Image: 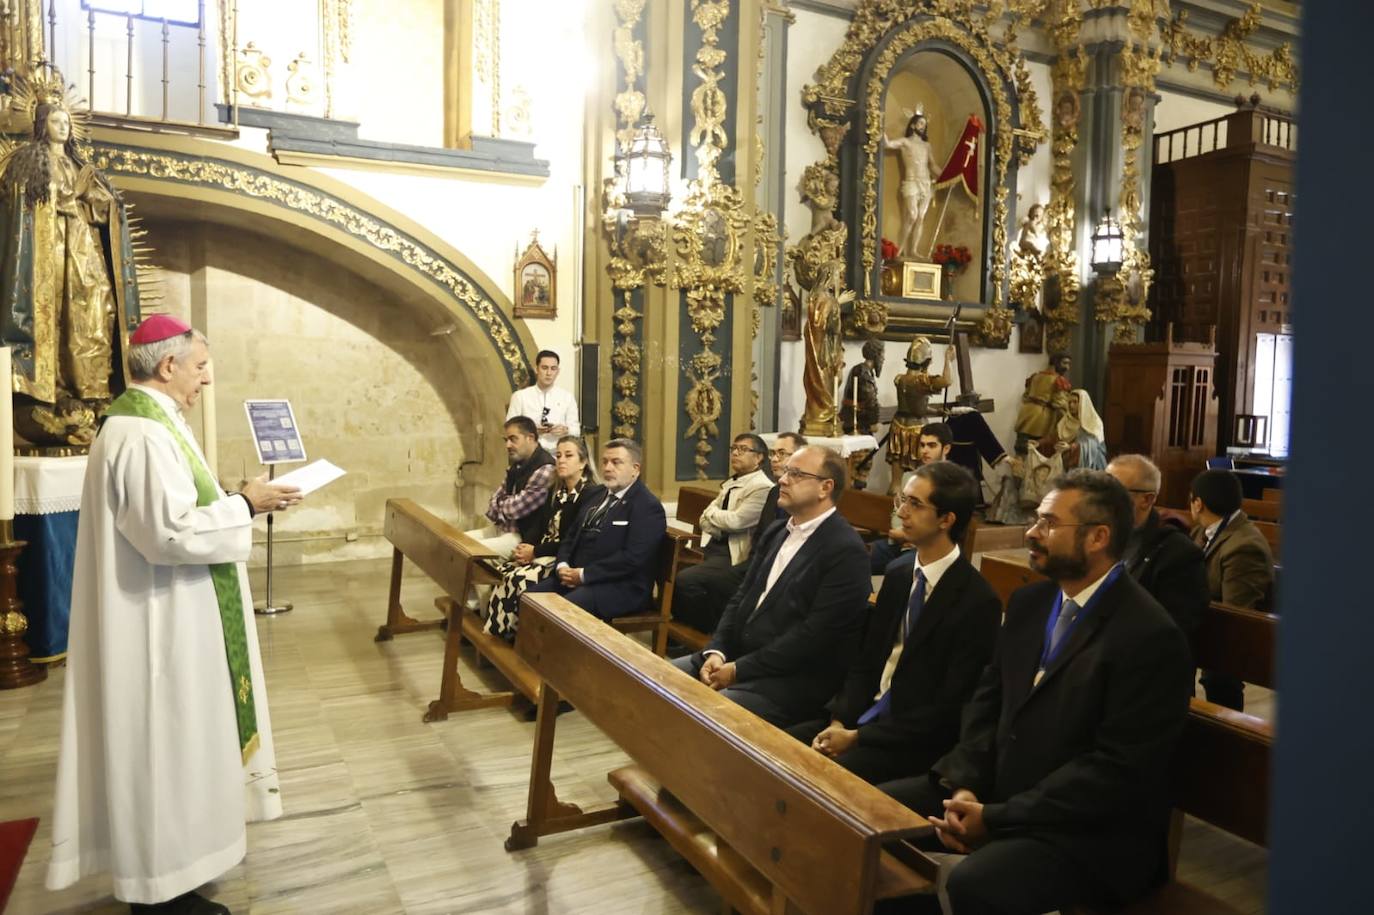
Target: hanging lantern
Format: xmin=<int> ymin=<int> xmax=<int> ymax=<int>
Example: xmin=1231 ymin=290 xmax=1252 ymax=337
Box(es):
xmin=617 ymin=113 xmax=672 ymax=218
xmin=1090 ymin=210 xmax=1125 ymax=274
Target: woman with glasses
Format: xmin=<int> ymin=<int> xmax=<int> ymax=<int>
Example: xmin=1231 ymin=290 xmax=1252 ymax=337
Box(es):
xmin=484 ymin=436 xmax=604 ymax=641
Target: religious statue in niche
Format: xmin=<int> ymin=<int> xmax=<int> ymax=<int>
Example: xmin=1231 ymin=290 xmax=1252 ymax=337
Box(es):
xmin=881 ymin=106 xmax=940 ymax=258
xmin=513 ymin=231 xmax=557 ymax=319
xmin=841 ymin=338 xmax=883 ymax=490
xmin=799 ymin=259 xmax=852 ymax=437
xmin=886 ymin=336 xmax=952 ymax=494
xmin=0 ymin=68 xmax=144 ymax=449
xmin=783 ymin=163 xmax=848 ymax=343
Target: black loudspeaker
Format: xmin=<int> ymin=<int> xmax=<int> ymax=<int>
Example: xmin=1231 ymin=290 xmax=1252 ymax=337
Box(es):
xmin=579 ymin=342 xmax=599 ymax=432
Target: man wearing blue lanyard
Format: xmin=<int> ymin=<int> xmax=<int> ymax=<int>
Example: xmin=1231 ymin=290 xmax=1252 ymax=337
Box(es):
xmin=877 ymin=470 xmax=1192 ymax=915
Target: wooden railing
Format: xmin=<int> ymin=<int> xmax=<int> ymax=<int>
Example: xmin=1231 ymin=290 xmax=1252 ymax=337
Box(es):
xmin=1154 ymin=105 xmax=1297 ymax=165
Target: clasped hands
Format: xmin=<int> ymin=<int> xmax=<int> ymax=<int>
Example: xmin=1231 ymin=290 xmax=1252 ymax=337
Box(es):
xmin=697 ymin=653 xmax=737 ymax=690
xmin=241 ymin=473 xmax=303 ymax=514
xmin=927 ymin=788 xmax=988 ymax=853
xmin=810 ymin=721 xmax=858 ymax=758
xmin=557 ymin=565 xmax=584 ymax=586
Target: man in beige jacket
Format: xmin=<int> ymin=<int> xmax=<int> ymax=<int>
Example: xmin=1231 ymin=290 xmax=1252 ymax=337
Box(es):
xmin=673 ymin=432 xmax=774 ymax=633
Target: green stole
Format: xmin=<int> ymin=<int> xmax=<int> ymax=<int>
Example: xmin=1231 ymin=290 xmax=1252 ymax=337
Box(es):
xmin=104 ymin=388 xmax=260 ymax=764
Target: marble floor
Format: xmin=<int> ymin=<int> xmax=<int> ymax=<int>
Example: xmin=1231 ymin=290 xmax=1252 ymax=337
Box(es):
xmin=0 ymin=557 xmax=1269 ymax=914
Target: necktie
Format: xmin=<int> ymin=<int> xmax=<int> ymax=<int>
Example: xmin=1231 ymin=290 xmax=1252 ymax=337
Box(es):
xmin=1048 ymin=597 xmax=1080 ymax=656
xmin=858 ymin=569 xmax=927 ymax=725
xmin=583 ymin=494 xmax=614 ymax=532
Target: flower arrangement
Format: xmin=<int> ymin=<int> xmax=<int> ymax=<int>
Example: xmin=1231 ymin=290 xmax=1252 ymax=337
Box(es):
xmin=932 ymin=244 xmax=973 ymax=273
xmin=880 ymin=237 xmax=899 ymax=262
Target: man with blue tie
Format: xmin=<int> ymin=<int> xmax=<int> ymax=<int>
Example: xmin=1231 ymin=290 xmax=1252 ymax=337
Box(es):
xmin=788 ymin=461 xmax=1000 ymax=785
xmin=878 ymin=470 xmax=1192 ymax=915
xmin=527 ymin=438 xmax=666 ymax=620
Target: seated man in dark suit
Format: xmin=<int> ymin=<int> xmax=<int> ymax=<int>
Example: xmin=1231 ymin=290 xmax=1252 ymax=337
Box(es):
xmin=750 ymin=432 xmax=806 ymax=550
xmin=528 ymin=438 xmax=666 ymax=620
xmin=878 ymin=470 xmax=1193 ymax=915
xmin=789 ymin=461 xmax=1001 ymax=785
xmin=869 ymin=423 xmax=953 ymax=574
xmin=1108 ymin=454 xmax=1209 ymax=641
xmin=673 ymin=446 xmax=871 ymax=729
xmin=1189 ymin=468 xmax=1275 ymax=710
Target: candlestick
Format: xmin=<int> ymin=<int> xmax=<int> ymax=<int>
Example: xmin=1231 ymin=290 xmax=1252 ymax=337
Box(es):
xmin=0 ymin=519 xmax=44 ymax=689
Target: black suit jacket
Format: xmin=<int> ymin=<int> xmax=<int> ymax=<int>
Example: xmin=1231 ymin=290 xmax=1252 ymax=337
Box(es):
xmin=748 ymin=483 xmax=786 ymax=551
xmin=532 ymin=483 xmax=606 ymax=559
xmin=1124 ymin=510 xmax=1209 ymax=640
xmin=699 ymin=509 xmax=871 ymax=719
xmin=556 ymin=478 xmax=667 ymax=617
xmin=830 ymin=552 xmax=1001 ymax=771
xmin=932 ymin=572 xmax=1193 ymax=901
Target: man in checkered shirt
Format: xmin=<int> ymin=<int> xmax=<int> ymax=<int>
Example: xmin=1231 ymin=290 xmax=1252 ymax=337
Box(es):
xmin=464 ymin=415 xmax=556 ymax=560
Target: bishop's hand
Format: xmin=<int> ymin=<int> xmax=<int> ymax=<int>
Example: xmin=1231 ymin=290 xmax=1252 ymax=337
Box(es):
xmin=242 ymin=473 xmax=304 ymax=514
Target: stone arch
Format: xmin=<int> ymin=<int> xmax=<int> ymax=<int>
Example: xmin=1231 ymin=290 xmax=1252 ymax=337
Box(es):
xmin=88 ymin=130 xmax=537 ymax=403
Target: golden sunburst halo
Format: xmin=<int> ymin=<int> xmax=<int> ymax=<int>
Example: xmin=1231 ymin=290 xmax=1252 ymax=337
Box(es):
xmin=7 ymin=62 xmax=91 ymax=142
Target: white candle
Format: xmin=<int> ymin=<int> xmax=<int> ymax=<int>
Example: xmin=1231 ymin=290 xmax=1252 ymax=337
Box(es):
xmin=202 ymin=359 xmax=218 ymax=479
xmin=0 ymin=347 xmax=14 ymax=521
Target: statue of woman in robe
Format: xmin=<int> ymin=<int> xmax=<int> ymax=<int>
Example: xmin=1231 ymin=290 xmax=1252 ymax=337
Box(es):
xmin=800 ymin=259 xmax=852 ymax=436
xmin=1 ymin=72 xmax=142 ymax=448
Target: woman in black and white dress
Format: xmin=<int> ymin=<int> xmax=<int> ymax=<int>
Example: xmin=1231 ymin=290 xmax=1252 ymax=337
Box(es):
xmin=484 ymin=435 xmax=603 ymax=641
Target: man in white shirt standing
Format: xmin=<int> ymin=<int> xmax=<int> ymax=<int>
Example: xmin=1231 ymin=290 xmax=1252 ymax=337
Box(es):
xmin=47 ymin=315 xmax=302 ymax=914
xmin=672 ymin=446 xmax=871 ymax=728
xmin=506 ymin=350 xmax=580 ymax=453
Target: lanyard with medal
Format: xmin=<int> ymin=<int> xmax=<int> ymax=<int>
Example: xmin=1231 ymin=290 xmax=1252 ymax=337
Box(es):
xmin=1033 ymin=563 xmax=1124 ymax=687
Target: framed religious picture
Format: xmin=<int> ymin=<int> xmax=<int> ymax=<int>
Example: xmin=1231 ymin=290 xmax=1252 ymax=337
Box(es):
xmin=901 ymin=261 xmax=943 ymax=301
xmin=1019 ymin=310 xmax=1045 ymax=354
xmin=513 ymin=231 xmax=557 ymax=319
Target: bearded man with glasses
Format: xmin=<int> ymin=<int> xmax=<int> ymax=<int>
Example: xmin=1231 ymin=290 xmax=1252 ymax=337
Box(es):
xmin=877 ymin=469 xmax=1192 ymax=915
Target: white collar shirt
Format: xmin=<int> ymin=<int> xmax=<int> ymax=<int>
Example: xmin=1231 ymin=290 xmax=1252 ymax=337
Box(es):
xmin=756 ymin=506 xmax=837 ymax=609
xmin=507 ymin=384 xmax=581 ymax=452
xmin=876 ymin=545 xmax=961 ymax=698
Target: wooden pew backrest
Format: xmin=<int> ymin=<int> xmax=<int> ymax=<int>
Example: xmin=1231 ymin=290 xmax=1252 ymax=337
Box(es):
xmin=1173 ymin=700 xmax=1272 ymax=847
xmin=1252 ymin=519 xmax=1281 ymax=558
xmin=978 ymin=552 xmax=1044 ymax=609
xmin=839 ymin=488 xmax=895 ymax=536
xmin=1192 ymin=603 xmax=1277 ymax=689
xmin=517 ymin=592 xmax=933 ymax=915
xmin=1241 ymin=498 xmax=1281 ymax=523
xmin=383 ymin=498 xmax=499 ymax=599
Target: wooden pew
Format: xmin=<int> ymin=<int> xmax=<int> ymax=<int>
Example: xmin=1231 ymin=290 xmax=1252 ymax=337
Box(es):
xmin=1252 ymin=519 xmax=1281 ymax=558
xmin=374 ymin=498 xmax=499 ymax=643
xmin=1261 ymin=487 xmax=1282 ymax=503
xmin=375 ymin=499 xmax=525 ymax=721
xmin=506 ymin=592 xmax=939 ymax=915
xmin=977 ymin=549 xmax=1041 ymax=608
xmin=1241 ymin=497 xmax=1281 ymax=524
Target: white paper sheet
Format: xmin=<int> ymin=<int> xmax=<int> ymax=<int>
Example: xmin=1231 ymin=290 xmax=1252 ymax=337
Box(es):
xmin=272 ymin=459 xmax=346 ymax=495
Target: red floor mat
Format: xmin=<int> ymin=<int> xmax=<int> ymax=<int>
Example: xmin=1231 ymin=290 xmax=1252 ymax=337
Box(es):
xmin=0 ymin=818 xmax=39 ymax=913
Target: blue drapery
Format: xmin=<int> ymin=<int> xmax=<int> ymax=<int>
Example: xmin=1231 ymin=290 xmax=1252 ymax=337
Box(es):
xmin=14 ymin=511 xmax=78 ymax=661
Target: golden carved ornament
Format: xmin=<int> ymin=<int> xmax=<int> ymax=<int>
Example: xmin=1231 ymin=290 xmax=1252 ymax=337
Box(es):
xmin=236 ymin=42 xmax=272 ymax=105
xmin=1041 ymin=13 xmax=1087 ymax=356
xmin=607 ymin=0 xmax=650 ymax=440
xmin=1098 ymin=41 xmax=1160 ymax=340
xmin=1160 ymin=2 xmax=1298 ymax=93
xmin=798 ymin=1 xmax=1045 ymax=348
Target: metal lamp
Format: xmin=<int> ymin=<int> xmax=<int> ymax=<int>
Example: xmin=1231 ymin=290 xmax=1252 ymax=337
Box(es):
xmin=617 ymin=113 xmax=672 ymax=218
xmin=1090 ymin=210 xmax=1125 ymax=274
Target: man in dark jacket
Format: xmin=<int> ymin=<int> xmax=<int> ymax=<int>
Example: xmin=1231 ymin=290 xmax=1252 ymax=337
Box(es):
xmin=789 ymin=461 xmax=1001 ymax=784
xmin=674 ymin=446 xmax=871 ymax=729
xmin=465 ymin=415 xmax=555 ymax=558
xmin=1108 ymin=454 xmax=1209 ymax=642
xmin=528 ymin=438 xmax=666 ymax=620
xmin=879 ymin=470 xmax=1193 ymax=915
